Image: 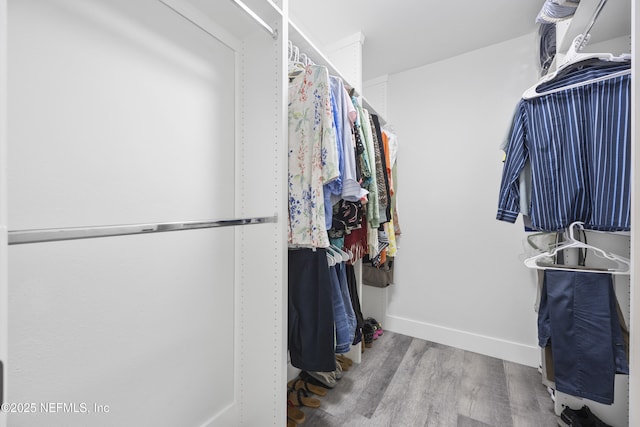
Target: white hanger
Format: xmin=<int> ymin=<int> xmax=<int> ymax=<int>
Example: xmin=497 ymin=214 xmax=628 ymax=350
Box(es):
xmin=329 ymin=244 xmax=350 ymax=262
xmin=293 ymin=45 xmax=299 ymax=63
xmin=523 ymin=0 xmax=624 ymax=100
xmin=325 ymin=248 xmax=337 ymax=267
xmin=522 ymin=48 xmax=630 ymax=99
xmin=523 ymin=221 xmax=630 ymax=274
xmin=288 ymin=44 xmax=305 ymax=78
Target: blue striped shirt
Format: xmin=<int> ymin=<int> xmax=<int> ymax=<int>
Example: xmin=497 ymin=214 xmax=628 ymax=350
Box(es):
xmin=497 ymin=61 xmax=631 ymax=232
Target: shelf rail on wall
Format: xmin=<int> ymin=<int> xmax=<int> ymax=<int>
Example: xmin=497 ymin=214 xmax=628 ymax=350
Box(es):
xmin=8 ymin=216 xmax=278 ymax=245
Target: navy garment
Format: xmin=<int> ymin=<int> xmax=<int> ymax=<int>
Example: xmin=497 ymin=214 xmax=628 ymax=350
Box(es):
xmin=346 ymin=263 xmax=364 ymax=345
xmin=497 ymin=60 xmax=631 ymax=232
xmin=336 ymin=262 xmax=356 ymax=350
xmin=288 ymin=249 xmax=336 ymax=372
xmin=538 ymin=270 xmax=629 ymax=404
xmin=538 ymin=23 xmax=556 ymax=75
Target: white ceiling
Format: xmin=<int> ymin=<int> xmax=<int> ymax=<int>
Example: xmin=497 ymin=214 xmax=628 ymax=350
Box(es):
xmin=290 ymin=0 xmax=545 ymax=81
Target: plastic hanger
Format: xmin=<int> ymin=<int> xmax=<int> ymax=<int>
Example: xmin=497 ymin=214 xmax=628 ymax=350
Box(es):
xmin=288 ymin=44 xmax=305 ymax=78
xmin=522 ymin=48 xmax=630 ymax=99
xmin=523 ymin=221 xmax=630 ymax=274
xmin=524 ymin=0 xmax=633 ymax=99
xmin=325 ymin=249 xmax=337 ymax=267
xmin=523 ymin=0 xmax=630 ymax=102
xmin=329 ymin=245 xmax=350 ymax=262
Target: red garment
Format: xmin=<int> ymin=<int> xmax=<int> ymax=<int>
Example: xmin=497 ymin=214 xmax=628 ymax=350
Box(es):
xmin=344 ymin=220 xmax=368 ymax=264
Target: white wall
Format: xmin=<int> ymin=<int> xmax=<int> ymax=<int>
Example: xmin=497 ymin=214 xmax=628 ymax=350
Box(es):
xmin=384 ymin=33 xmax=541 ymax=367
xmin=630 ymin=2 xmax=639 ymax=424
xmin=0 ymin=1 xmax=7 ymax=426
xmin=363 ymin=75 xmax=389 ymax=120
xmin=6 ymin=1 xmax=239 ymax=425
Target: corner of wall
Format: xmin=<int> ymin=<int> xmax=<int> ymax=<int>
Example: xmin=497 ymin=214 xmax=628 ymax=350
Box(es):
xmin=362 ymin=74 xmax=389 ymax=120
xmin=325 ymin=32 xmax=364 ymax=94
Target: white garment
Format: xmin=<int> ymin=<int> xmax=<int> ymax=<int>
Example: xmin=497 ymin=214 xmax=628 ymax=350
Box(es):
xmin=288 ymin=64 xmax=339 ymax=248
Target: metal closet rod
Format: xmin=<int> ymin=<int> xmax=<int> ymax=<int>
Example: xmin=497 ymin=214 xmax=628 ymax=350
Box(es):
xmin=158 ymin=0 xmax=277 ymax=47
xmin=229 ymin=0 xmax=278 ymax=39
xmin=576 ymin=0 xmax=608 ymax=51
xmin=8 ymin=216 xmax=278 ymax=245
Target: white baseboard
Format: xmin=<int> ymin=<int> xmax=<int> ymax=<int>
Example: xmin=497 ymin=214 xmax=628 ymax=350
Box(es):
xmin=384 ymin=314 xmax=540 ymax=367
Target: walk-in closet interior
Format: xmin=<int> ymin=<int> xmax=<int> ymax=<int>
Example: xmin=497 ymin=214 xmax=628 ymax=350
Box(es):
xmin=0 ymin=0 xmax=638 ymax=426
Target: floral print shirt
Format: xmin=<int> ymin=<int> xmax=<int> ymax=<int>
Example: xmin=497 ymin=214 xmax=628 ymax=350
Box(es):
xmin=288 ymin=64 xmax=339 ymax=248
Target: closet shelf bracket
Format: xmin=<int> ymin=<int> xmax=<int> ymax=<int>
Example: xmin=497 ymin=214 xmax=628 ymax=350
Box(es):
xmin=7 ymin=216 xmax=278 ymax=245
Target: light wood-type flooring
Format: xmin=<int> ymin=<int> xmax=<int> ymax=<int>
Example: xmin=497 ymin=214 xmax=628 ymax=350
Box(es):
xmin=295 ymin=331 xmax=558 ymax=427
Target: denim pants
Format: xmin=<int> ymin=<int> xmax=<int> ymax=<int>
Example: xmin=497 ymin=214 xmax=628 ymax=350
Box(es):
xmin=331 ymin=262 xmax=356 ymax=354
xmin=538 ymin=270 xmax=629 ymax=404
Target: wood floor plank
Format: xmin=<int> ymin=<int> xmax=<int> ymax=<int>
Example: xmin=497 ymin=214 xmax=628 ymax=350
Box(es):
xmin=300 ymin=331 xmax=412 ymax=422
xmin=504 ymin=361 xmax=558 ymax=427
xmin=351 ymin=332 xmax=414 ymax=418
xmin=367 ymin=338 xmax=432 ymax=426
xmin=457 ymin=351 xmax=513 ymax=427
xmin=295 ymin=331 xmax=557 ymax=427
xmin=457 ymin=414 xmax=495 ymax=427
xmin=420 ymin=342 xmax=466 ymax=427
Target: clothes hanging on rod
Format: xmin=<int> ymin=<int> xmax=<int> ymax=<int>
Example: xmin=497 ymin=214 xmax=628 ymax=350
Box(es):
xmin=288 ymin=62 xmax=339 ymax=248
xmin=286 ymin=42 xmax=400 ymax=254
xmin=287 ymin=41 xmax=401 ymax=373
xmin=536 ymin=0 xmax=580 ymax=24
xmin=288 ymin=248 xmax=336 ymax=372
xmin=330 ymin=261 xmax=357 ymax=354
xmin=498 ymin=1 xmax=631 ymax=418
xmin=329 ymin=76 xmax=368 ymax=205
xmin=496 ymin=58 xmax=631 ymax=232
xmin=538 ymin=23 xmax=557 ymax=76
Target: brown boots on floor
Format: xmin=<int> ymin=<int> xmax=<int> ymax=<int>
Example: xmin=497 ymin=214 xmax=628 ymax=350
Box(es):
xmin=286 ymin=355 xmax=354 ymax=426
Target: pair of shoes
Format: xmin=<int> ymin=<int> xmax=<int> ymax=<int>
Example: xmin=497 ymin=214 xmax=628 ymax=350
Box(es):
xmin=336 ymin=354 xmax=353 ymax=369
xmin=287 ymin=387 xmax=321 ymax=409
xmin=366 ymin=317 xmax=383 ymax=339
xmin=301 ymin=370 xmax=336 ymax=389
xmin=335 ymin=356 xmax=350 ymax=371
xmin=559 ymin=405 xmax=612 ymax=427
xmin=287 ymin=400 xmax=305 ymax=425
xmin=363 ymin=323 xmax=374 ymax=348
xmin=287 ymin=378 xmax=327 ymax=397
xmin=333 ymin=359 xmax=343 ymax=380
